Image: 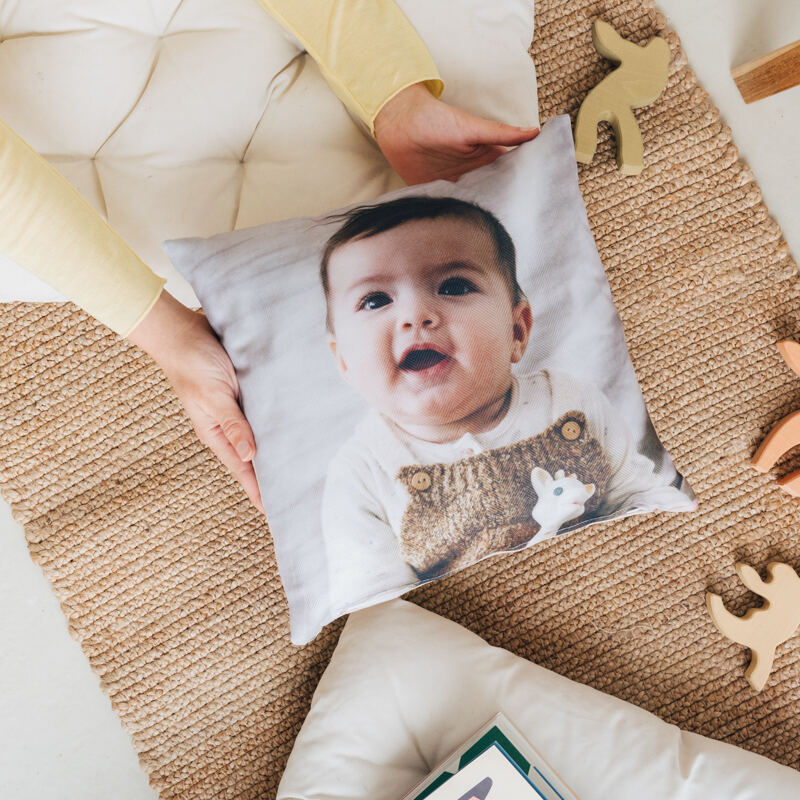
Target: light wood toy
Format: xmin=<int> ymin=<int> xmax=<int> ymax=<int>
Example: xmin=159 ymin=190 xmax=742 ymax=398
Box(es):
xmin=706 ymin=562 xmax=800 ymax=692
xmin=751 ymin=340 xmax=800 ymax=496
xmin=733 ymin=39 xmax=800 ymax=104
xmin=574 ymin=19 xmax=670 ymax=175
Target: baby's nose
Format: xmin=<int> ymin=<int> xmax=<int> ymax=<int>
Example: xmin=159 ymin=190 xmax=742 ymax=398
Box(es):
xmin=400 ymin=299 xmax=439 ymax=329
xmin=401 ymin=316 xmax=435 ymax=329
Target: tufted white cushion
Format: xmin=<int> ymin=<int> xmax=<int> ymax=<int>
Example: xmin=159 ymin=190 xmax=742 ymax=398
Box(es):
xmin=0 ymin=0 xmax=538 ymax=307
xmin=276 ymin=599 xmax=800 ymax=800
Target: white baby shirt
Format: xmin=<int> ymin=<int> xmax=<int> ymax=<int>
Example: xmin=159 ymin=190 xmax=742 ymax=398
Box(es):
xmin=321 ymin=369 xmax=696 ymax=616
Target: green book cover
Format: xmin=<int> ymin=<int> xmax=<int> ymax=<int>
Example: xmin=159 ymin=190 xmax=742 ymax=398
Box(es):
xmin=402 ymin=712 xmax=577 ymax=800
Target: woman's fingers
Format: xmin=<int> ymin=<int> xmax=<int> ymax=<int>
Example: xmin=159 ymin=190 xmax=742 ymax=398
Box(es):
xmin=203 ymin=424 xmax=266 ymax=515
xmin=218 ymin=401 xmax=257 ymax=463
xmin=463 ymin=116 xmax=540 ymax=148
xmin=374 ymin=82 xmax=541 ymax=186
xmin=462 ymin=143 xmax=509 ymax=170
xmin=194 ymin=389 xmax=265 ymax=515
xmin=430 ymin=144 xmax=508 ymax=182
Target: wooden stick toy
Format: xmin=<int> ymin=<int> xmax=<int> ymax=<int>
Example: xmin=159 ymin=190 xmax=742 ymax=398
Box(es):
xmin=706 ymin=562 xmax=800 ymax=692
xmin=732 ymin=39 xmax=800 ymax=104
xmin=752 ymin=340 xmax=800 ymax=496
xmin=574 ymin=19 xmax=670 ymax=175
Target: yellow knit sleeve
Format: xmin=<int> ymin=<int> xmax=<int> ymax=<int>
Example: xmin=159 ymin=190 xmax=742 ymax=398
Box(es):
xmin=0 ymin=119 xmax=165 ymax=337
xmin=255 ymin=0 xmax=444 ymax=136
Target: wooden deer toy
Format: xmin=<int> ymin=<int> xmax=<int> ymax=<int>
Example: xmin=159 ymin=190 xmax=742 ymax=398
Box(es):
xmin=574 ymin=19 xmax=670 ymax=175
xmin=706 ymin=562 xmax=800 ymax=691
xmin=752 ymin=340 xmax=800 ymax=495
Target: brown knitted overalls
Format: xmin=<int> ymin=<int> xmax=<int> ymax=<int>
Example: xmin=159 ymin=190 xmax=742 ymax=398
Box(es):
xmin=396 ymin=411 xmax=612 ymax=580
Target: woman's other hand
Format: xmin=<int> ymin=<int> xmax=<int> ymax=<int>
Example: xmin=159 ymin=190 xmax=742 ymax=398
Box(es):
xmin=373 ymin=82 xmax=539 ymax=185
xmin=127 ymin=291 xmax=265 ymax=515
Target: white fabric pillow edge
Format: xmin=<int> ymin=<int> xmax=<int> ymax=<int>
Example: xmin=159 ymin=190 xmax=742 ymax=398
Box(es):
xmin=277 ymin=599 xmax=800 ymax=800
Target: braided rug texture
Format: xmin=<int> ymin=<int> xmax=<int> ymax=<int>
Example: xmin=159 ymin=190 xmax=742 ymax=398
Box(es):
xmin=1 ymin=1 xmax=799 ymax=797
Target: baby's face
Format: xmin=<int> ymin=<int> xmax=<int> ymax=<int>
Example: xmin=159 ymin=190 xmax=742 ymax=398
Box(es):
xmin=326 ymin=216 xmax=531 ymax=430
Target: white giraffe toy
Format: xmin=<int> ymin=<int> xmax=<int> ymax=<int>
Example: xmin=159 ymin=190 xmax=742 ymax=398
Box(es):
xmin=530 ymin=467 xmax=595 ymax=544
xmin=706 ymin=562 xmax=800 ymax=692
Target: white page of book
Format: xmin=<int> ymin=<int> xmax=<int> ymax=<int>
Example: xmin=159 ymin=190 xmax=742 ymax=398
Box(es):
xmin=425 ymin=744 xmax=543 ymax=800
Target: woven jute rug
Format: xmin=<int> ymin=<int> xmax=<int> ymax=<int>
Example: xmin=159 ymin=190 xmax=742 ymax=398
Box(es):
xmin=2 ymin=0 xmax=799 ymax=797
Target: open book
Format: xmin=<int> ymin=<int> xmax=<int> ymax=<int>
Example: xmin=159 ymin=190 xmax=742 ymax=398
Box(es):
xmin=401 ymin=713 xmax=578 ymax=800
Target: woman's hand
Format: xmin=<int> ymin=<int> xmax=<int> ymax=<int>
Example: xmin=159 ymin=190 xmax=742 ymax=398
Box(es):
xmin=373 ymin=82 xmax=539 ymax=185
xmin=127 ymin=291 xmax=265 ymax=515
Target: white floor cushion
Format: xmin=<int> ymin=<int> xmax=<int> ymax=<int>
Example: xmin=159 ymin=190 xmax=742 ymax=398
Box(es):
xmin=277 ymin=600 xmax=800 ymax=800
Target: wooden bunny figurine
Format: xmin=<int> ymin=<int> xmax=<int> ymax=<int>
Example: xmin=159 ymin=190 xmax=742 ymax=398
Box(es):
xmin=574 ymin=19 xmax=670 ymax=174
xmin=706 ymin=562 xmax=800 ymax=691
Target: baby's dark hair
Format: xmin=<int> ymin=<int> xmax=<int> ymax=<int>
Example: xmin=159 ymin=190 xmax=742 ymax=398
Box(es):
xmin=320 ymin=195 xmax=524 ymax=331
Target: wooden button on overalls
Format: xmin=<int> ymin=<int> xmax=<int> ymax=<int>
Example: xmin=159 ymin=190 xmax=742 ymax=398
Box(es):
xmin=410 ymin=471 xmax=432 ymax=491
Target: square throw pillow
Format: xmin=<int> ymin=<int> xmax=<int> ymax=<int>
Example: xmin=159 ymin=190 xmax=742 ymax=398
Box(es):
xmin=164 ymin=116 xmax=696 ymax=644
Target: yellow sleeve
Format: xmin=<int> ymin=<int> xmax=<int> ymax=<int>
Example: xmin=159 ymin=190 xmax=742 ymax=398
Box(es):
xmin=0 ymin=119 xmax=165 ymax=337
xmin=255 ymin=0 xmax=444 ymax=136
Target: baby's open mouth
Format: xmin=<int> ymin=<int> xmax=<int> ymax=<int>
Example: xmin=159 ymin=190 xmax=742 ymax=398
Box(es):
xmin=398 ymin=348 xmax=449 ymax=371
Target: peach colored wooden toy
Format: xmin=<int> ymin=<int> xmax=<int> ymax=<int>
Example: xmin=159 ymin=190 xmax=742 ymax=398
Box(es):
xmin=574 ymin=19 xmax=670 ymax=175
xmin=752 ymin=340 xmax=800 ymax=496
xmin=706 ymin=562 xmax=800 ymax=692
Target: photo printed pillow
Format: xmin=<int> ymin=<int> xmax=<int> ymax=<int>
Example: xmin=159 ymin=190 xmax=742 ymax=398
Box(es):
xmin=164 ymin=116 xmax=696 ymax=644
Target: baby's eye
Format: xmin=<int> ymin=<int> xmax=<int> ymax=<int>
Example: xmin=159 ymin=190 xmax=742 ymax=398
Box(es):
xmin=439 ymin=276 xmax=477 ymax=296
xmin=358 ymin=291 xmax=392 ymax=311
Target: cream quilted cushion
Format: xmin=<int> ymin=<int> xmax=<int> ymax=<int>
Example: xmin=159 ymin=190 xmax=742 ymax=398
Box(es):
xmin=277 ymin=600 xmax=800 ymax=800
xmin=0 ymin=0 xmax=539 ymax=307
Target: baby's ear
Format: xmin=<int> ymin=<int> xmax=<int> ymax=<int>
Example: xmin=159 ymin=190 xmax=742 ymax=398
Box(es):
xmin=510 ymin=298 xmax=533 ymax=364
xmin=327 ymin=334 xmax=348 ymax=377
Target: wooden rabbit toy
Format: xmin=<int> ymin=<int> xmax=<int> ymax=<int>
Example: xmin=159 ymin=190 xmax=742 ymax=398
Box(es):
xmin=706 ymin=562 xmax=800 ymax=692
xmin=574 ymin=19 xmax=670 ymax=175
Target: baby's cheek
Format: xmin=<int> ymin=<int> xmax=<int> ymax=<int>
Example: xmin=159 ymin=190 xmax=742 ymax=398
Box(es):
xmin=469 ymin=340 xmax=515 ymax=396
xmin=365 ymin=351 xmax=398 ymax=400
xmin=472 ymin=331 xmax=509 ymax=369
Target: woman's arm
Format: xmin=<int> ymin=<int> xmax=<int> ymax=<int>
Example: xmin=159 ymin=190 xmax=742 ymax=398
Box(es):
xmin=255 ymin=0 xmax=444 ymax=136
xmin=0 ymin=119 xmax=164 ymax=337
xmin=0 ymin=119 xmax=263 ymax=511
xmin=126 ymin=291 xmax=264 ymax=514
xmin=257 ymin=0 xmax=539 ymax=184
